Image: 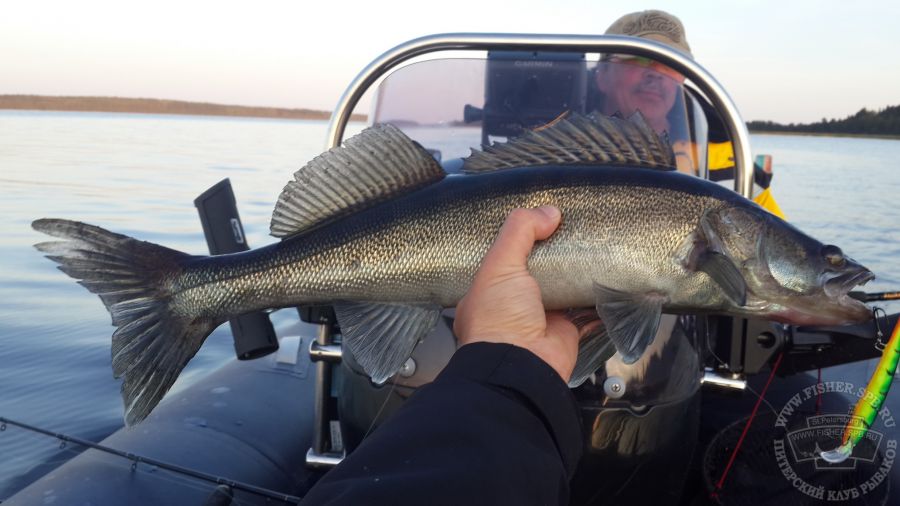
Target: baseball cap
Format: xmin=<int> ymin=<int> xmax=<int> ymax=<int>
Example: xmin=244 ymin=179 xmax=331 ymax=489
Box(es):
xmin=605 ymin=10 xmax=692 ymax=58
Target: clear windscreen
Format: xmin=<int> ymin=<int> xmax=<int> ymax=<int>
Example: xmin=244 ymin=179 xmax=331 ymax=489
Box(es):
xmin=371 ymin=53 xmax=709 ymax=177
xmin=369 ymin=53 xmax=714 ymax=409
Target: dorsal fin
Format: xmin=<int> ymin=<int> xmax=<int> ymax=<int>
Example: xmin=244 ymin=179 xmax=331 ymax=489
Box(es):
xmin=462 ymin=112 xmax=674 ymax=173
xmin=270 ymin=124 xmax=445 ymax=238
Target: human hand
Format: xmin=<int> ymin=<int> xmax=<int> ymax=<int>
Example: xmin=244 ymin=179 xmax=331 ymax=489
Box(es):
xmin=454 ymin=206 xmax=580 ymax=382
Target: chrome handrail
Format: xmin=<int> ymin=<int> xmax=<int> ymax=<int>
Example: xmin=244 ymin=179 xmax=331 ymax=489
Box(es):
xmin=325 ymin=32 xmax=754 ymax=197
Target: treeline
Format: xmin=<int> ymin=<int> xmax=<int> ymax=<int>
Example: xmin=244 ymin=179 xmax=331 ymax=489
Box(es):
xmin=748 ymin=105 xmax=900 ymax=136
xmin=0 ymin=95 xmax=367 ymax=122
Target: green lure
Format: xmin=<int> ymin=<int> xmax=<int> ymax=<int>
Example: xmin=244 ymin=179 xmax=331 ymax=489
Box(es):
xmin=821 ymin=316 xmax=900 ymax=463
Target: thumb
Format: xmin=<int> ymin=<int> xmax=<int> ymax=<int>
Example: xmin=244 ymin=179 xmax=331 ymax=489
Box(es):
xmin=480 ymin=206 xmax=562 ymax=272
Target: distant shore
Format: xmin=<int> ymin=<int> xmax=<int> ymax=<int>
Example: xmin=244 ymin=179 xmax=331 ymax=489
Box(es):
xmin=0 ymin=95 xmax=367 ymax=122
xmin=749 ymin=130 xmax=900 ymax=141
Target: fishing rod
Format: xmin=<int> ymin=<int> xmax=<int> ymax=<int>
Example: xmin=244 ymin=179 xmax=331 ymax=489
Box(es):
xmin=0 ymin=417 xmax=303 ymax=504
xmin=850 ymin=291 xmax=900 ymax=302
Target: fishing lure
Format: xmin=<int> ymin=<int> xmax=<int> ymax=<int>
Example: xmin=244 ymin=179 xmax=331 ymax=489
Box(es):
xmin=820 ymin=314 xmax=900 ymax=463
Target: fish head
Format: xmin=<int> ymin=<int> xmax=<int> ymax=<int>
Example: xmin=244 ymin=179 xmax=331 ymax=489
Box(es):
xmin=703 ymin=205 xmax=874 ymax=325
xmin=759 ymin=219 xmax=874 ymax=325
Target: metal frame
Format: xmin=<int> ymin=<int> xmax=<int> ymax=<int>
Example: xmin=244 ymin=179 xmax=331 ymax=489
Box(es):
xmin=308 ymin=32 xmax=755 ymax=469
xmin=325 ymin=33 xmax=754 ymax=196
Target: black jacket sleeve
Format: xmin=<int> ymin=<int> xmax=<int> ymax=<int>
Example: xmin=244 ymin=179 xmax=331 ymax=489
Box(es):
xmin=300 ymin=342 xmax=583 ymax=506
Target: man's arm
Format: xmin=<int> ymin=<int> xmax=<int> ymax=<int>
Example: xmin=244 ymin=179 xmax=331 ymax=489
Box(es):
xmin=301 ymin=207 xmax=583 ymax=505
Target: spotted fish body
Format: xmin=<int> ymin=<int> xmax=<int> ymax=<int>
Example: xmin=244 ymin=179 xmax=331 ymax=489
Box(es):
xmin=33 ymin=114 xmax=874 ymax=425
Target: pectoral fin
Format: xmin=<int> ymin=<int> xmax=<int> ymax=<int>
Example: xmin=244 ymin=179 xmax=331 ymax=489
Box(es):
xmin=696 ymin=250 xmax=747 ymax=306
xmin=592 ymin=283 xmax=666 ymax=364
xmin=677 ymin=227 xmax=748 ymax=307
xmin=334 ymin=302 xmax=441 ymax=383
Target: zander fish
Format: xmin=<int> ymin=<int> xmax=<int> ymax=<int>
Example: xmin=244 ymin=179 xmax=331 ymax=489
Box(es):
xmin=33 ymin=114 xmax=874 ymax=425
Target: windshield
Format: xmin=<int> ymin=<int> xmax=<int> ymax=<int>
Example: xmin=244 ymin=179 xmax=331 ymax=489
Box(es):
xmin=370 ymin=53 xmax=710 ymax=176
xmin=368 ymin=53 xmax=716 ymax=410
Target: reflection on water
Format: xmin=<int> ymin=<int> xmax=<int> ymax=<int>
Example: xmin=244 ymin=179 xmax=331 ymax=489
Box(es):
xmin=0 ymin=112 xmax=899 ymax=497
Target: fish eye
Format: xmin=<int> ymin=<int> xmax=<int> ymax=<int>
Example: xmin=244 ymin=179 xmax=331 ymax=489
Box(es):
xmin=822 ymin=245 xmax=846 ymax=268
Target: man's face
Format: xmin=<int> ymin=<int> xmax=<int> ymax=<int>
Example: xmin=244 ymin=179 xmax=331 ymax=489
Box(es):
xmin=594 ymin=57 xmax=683 ymax=132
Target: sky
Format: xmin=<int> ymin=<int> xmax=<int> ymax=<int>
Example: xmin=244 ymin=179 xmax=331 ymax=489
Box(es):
xmin=2 ymin=0 xmax=898 ymax=124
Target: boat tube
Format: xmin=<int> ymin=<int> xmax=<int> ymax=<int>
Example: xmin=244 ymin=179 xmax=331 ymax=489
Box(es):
xmin=4 ymin=333 xmax=320 ymax=505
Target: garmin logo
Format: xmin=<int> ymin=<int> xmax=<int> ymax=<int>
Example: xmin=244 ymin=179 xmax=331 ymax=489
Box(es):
xmin=513 ymin=61 xmax=554 ymax=68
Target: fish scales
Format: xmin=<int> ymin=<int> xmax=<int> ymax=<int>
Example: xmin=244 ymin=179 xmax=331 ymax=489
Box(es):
xmin=169 ymin=166 xmax=731 ymax=319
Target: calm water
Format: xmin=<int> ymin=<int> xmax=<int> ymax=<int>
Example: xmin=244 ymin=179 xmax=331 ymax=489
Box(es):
xmin=1 ymin=112 xmax=899 ymax=497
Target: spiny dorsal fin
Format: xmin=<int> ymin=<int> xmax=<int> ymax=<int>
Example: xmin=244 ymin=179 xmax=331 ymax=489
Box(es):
xmin=270 ymin=124 xmax=445 ymax=238
xmin=462 ymin=112 xmax=674 ymax=173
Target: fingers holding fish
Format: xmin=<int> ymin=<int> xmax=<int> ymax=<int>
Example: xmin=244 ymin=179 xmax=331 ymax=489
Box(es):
xmin=454 ymin=206 xmax=579 ymax=382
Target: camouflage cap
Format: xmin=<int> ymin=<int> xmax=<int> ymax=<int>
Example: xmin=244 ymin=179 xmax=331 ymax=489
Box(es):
xmin=605 ymin=10 xmax=692 ymax=57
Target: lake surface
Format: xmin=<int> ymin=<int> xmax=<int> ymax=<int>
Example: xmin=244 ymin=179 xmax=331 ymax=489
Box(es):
xmin=1 ymin=111 xmax=898 ymax=498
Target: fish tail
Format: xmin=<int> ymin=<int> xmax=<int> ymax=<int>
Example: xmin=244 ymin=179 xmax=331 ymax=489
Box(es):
xmin=32 ymin=218 xmax=217 ymax=426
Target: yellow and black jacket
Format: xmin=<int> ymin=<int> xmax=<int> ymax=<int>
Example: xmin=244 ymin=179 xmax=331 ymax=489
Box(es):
xmin=707 ymin=141 xmax=785 ymax=219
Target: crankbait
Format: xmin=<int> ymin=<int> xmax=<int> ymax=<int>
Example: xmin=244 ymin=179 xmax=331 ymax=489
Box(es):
xmin=820 ymin=314 xmax=900 ymax=463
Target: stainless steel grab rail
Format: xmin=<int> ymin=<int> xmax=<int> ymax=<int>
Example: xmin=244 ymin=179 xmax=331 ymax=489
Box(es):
xmin=325 ymin=33 xmax=753 ymax=196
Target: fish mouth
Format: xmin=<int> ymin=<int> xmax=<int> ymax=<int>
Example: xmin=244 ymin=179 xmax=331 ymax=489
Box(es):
xmin=772 ymin=268 xmax=875 ymax=326
xmin=816 ymin=268 xmax=875 ymax=324
xmin=825 ymin=269 xmax=875 ymax=298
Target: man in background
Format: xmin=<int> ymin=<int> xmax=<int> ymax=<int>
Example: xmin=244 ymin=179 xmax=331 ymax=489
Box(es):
xmin=593 ymin=10 xmax=692 ymax=135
